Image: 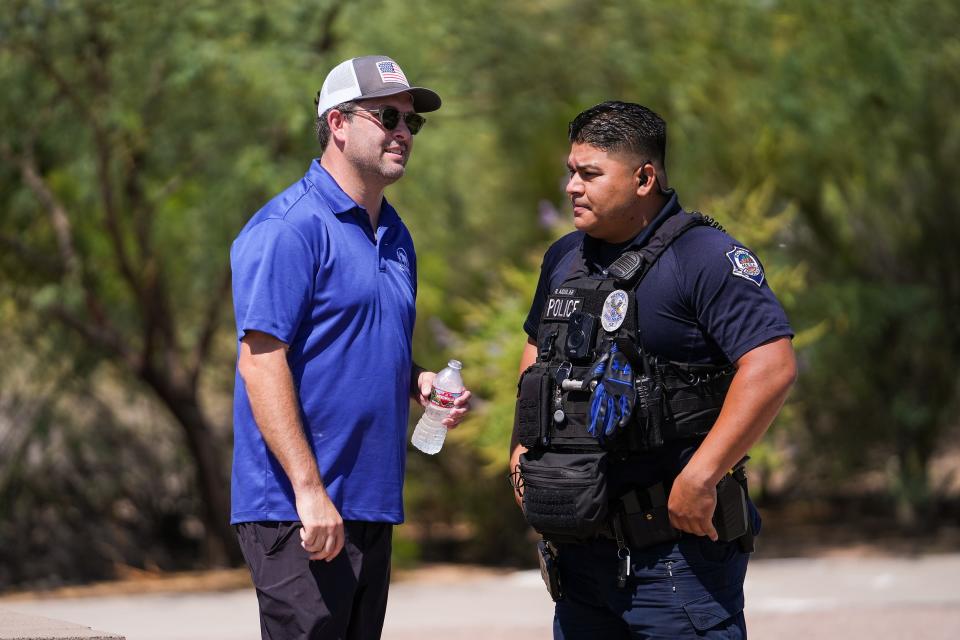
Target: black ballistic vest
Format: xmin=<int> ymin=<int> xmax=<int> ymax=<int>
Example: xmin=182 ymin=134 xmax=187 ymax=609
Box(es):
xmin=524 ymin=212 xmax=734 ymax=455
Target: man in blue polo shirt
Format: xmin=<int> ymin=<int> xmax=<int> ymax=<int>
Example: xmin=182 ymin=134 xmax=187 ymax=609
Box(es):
xmin=231 ymin=55 xmax=471 ymax=640
xmin=510 ymin=102 xmax=796 ymax=638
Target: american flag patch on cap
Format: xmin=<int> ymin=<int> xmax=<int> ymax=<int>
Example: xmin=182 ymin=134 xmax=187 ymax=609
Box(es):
xmin=377 ymin=60 xmax=409 ymax=86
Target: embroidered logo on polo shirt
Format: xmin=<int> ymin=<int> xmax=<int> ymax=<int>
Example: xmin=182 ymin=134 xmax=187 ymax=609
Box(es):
xmin=396 ymin=247 xmax=410 ymax=274
xmin=726 ymin=246 xmax=764 ymax=287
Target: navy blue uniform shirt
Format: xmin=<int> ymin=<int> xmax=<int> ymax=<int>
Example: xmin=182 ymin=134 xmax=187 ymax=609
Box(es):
xmin=524 ymin=192 xmax=793 ymax=488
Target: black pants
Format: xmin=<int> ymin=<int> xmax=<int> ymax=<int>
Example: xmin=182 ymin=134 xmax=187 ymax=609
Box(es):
xmin=236 ymin=520 xmax=393 ymax=640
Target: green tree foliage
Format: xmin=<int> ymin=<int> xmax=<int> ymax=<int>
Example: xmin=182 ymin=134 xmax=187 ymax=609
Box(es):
xmin=0 ymin=0 xmax=349 ymax=567
xmin=367 ymin=0 xmax=959 ymax=537
xmin=0 ymin=0 xmax=957 ymax=585
xmin=757 ymin=0 xmax=960 ymax=522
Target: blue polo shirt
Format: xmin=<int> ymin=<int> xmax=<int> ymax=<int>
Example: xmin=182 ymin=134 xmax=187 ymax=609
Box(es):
xmin=230 ymin=160 xmax=417 ymax=525
xmin=524 ymin=192 xmax=793 ymax=488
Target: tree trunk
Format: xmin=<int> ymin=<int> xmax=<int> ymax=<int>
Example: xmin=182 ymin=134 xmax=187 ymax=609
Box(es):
xmin=893 ymin=440 xmax=931 ymax=530
xmin=142 ymin=368 xmax=241 ymax=565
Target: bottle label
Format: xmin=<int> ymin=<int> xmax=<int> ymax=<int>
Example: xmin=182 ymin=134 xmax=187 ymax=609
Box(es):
xmin=430 ymin=388 xmax=462 ymax=409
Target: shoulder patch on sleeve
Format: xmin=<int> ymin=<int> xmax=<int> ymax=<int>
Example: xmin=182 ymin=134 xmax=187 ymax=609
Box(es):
xmin=725 ymin=246 xmax=765 ymax=287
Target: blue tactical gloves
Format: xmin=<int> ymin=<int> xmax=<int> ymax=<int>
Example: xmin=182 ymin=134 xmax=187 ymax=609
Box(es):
xmin=586 ymin=344 xmax=637 ymax=440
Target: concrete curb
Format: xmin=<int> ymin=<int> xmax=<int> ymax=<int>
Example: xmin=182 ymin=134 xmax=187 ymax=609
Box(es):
xmin=0 ymin=610 xmax=124 ymax=640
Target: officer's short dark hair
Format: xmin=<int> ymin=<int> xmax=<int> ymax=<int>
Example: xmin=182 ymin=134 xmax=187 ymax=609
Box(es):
xmin=568 ymin=101 xmax=667 ymax=174
xmin=315 ymin=98 xmax=357 ymax=151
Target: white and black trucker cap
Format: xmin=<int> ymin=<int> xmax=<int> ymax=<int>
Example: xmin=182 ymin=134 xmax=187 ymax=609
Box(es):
xmin=316 ymin=55 xmax=441 ymax=116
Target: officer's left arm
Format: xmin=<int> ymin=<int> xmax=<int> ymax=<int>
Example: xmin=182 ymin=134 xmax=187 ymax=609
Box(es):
xmin=410 ymin=361 xmax=472 ymax=429
xmin=667 ymin=336 xmax=796 ymax=540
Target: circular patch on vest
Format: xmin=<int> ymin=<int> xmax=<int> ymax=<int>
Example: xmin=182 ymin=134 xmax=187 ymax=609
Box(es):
xmin=601 ymin=289 xmax=629 ymax=332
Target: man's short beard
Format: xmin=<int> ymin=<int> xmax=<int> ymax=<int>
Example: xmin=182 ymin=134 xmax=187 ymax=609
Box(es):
xmin=352 ymin=152 xmax=405 ymax=184
xmin=379 ymin=163 xmax=405 ymax=182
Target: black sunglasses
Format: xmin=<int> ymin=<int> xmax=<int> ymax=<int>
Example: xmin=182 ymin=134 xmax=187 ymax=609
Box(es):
xmin=341 ymin=105 xmax=426 ymax=135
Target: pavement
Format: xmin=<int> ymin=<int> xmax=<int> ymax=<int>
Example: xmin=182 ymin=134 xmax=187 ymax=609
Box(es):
xmin=0 ymin=610 xmax=123 ymax=640
xmin=2 ymin=554 xmax=959 ymax=639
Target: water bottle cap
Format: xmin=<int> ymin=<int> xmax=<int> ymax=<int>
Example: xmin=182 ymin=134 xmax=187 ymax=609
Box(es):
xmin=447 ymin=359 xmax=462 ymax=369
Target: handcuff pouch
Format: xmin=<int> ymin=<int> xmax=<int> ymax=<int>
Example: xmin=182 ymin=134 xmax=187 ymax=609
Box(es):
xmin=616 ymin=483 xmax=680 ymax=549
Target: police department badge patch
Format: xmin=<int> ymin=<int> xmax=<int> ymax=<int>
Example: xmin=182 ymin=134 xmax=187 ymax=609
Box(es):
xmin=601 ymin=289 xmax=629 ymax=332
xmin=726 ymin=246 xmax=764 ymax=287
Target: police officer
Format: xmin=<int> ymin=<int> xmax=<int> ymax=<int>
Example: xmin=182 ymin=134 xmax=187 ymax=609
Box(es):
xmin=510 ymin=101 xmax=796 ymax=638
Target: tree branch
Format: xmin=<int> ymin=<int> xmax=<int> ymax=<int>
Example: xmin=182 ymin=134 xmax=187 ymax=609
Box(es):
xmin=313 ymin=4 xmax=344 ymax=54
xmin=3 ymin=142 xmax=136 ymax=369
xmin=127 ymin=56 xmax=170 ymax=259
xmin=90 ymin=103 xmax=142 ymax=303
xmin=150 ymin=157 xmax=202 ymax=205
xmin=22 ymin=32 xmax=144 ymax=299
xmin=0 ymin=234 xmax=62 ymax=278
xmin=189 ymin=266 xmax=232 ymax=387
xmin=1 ymin=142 xmax=80 ymax=277
xmin=23 ymin=41 xmax=105 ymax=139
xmin=47 ymin=304 xmax=139 ymax=372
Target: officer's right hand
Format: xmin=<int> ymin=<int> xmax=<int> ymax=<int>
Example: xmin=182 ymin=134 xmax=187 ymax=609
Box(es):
xmin=296 ymin=487 xmax=345 ymax=561
xmin=667 ymin=467 xmax=719 ymax=541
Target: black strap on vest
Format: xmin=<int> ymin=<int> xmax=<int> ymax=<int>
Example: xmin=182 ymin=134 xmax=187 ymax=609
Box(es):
xmin=608 ymin=211 xmax=716 ymax=288
xmin=614 ymin=211 xmax=730 ymax=450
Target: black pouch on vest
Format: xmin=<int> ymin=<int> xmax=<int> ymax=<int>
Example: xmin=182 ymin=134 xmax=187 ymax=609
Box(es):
xmin=520 ymin=450 xmax=608 ymax=543
xmin=617 ymin=483 xmax=681 ymax=549
xmin=515 ymin=364 xmax=552 ymax=448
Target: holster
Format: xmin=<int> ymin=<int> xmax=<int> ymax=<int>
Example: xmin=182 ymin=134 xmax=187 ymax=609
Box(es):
xmin=616 ymin=462 xmax=756 ymax=552
xmin=537 ymin=539 xmax=563 ymax=601
xmin=714 ymin=463 xmax=754 ymax=551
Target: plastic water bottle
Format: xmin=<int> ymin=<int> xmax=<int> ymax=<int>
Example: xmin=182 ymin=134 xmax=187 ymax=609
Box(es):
xmin=411 ymin=360 xmax=464 ymax=455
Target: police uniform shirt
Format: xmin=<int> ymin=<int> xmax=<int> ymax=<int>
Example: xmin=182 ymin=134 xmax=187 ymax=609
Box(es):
xmin=523 ymin=192 xmax=793 ymax=488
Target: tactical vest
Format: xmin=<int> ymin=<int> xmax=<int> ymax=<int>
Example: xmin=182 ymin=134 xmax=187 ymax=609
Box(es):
xmin=516 ymin=212 xmax=735 ymax=542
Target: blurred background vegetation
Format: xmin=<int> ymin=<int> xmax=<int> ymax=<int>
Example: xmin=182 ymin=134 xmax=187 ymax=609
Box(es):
xmin=1 ymin=0 xmax=958 ymax=589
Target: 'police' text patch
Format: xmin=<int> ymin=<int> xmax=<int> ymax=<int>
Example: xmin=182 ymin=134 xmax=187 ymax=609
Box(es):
xmin=543 ymin=293 xmax=583 ymax=321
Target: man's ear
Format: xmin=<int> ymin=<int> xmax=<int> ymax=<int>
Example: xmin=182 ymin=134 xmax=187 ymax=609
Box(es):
xmin=634 ymin=163 xmax=655 ymax=195
xmin=328 ymin=109 xmax=350 ymax=144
